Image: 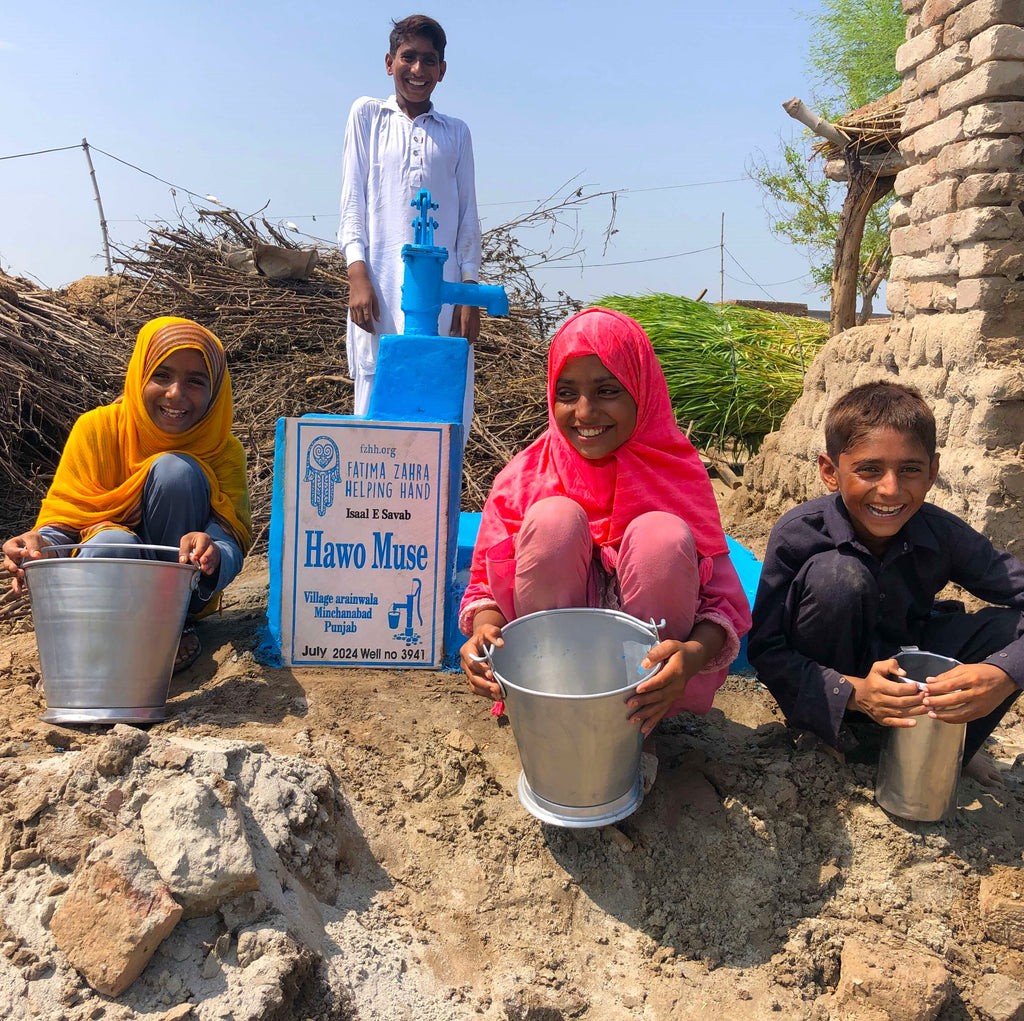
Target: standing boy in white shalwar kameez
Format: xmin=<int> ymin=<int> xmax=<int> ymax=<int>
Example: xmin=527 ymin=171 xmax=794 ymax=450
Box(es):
xmin=338 ymin=14 xmax=482 ymax=423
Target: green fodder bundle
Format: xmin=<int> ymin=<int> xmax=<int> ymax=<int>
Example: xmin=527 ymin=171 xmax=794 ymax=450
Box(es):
xmin=597 ymin=294 xmax=827 ymax=455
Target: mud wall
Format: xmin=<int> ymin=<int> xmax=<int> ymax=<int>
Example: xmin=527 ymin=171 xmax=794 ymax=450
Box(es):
xmin=738 ymin=0 xmax=1024 ymax=557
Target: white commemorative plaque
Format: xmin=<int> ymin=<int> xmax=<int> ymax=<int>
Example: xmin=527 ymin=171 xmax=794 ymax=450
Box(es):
xmin=276 ymin=417 xmax=451 ymax=668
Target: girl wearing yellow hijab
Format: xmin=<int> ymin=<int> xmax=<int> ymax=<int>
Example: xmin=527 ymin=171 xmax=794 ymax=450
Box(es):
xmin=2 ymin=317 xmax=252 ymax=671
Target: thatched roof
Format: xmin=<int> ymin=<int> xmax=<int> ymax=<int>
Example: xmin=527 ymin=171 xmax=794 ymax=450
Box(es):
xmin=814 ymin=89 xmax=906 ymax=182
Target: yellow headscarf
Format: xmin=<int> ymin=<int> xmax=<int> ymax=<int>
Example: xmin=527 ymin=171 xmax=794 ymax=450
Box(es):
xmin=35 ymin=316 xmax=253 ymax=553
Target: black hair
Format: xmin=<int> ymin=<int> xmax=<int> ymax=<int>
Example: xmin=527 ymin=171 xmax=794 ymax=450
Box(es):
xmin=389 ymin=14 xmax=447 ymax=60
xmin=824 ymin=381 xmax=937 ymax=461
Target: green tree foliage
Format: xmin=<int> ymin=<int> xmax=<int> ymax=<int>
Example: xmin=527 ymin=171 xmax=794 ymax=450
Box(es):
xmin=753 ymin=141 xmax=837 ymax=295
xmin=806 ymin=0 xmax=906 ymax=112
xmin=750 ymin=0 xmax=906 ymax=305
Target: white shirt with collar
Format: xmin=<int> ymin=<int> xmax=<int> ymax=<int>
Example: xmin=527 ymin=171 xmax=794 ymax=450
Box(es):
xmin=338 ymin=95 xmax=481 ymax=383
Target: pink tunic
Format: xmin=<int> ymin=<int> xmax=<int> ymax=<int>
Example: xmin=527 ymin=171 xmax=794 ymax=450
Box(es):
xmin=459 ymin=308 xmax=751 ymax=714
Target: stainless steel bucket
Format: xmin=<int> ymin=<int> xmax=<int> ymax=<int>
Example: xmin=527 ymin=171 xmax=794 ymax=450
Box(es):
xmin=23 ymin=545 xmax=200 ymax=724
xmin=485 ymin=608 xmax=661 ymax=828
xmin=875 ymin=647 xmax=966 ymax=822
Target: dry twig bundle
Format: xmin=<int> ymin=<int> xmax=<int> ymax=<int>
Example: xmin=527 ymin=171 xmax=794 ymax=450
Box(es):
xmin=0 ymin=275 xmax=126 ymax=538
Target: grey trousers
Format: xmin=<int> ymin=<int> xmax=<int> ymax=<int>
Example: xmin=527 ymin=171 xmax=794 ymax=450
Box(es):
xmin=75 ymin=453 xmax=214 ymax=614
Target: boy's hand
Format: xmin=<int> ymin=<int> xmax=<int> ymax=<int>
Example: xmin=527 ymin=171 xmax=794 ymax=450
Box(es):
xmin=347 ymin=262 xmax=380 ymax=333
xmin=847 ymin=658 xmax=928 ymax=727
xmin=2 ymin=531 xmax=52 ymax=595
xmin=179 ymin=533 xmax=221 ymax=576
xmin=451 ymin=305 xmax=480 ymax=344
xmin=922 ymin=663 xmax=1018 ymax=724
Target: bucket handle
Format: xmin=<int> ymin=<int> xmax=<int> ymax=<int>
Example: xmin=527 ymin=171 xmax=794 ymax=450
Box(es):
xmin=467 ymin=646 xmax=507 ymax=701
xmin=645 ymin=618 xmax=666 ymax=643
xmin=633 ymin=618 xmax=667 ymax=678
xmin=32 ymin=543 xmax=201 ymax=589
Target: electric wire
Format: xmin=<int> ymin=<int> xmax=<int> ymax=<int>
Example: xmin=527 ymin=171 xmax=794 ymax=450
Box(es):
xmin=0 ymin=144 xmax=82 ymax=161
xmin=1 ymin=143 xmax=796 ymax=301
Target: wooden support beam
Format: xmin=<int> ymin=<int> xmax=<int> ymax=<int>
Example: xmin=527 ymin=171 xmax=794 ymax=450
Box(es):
xmin=782 ymin=98 xmax=849 ymax=148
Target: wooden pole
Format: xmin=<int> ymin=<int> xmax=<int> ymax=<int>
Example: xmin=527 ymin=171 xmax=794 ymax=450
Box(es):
xmin=830 ymin=162 xmax=895 ymax=336
xmin=81 ymin=138 xmax=113 ymax=276
xmin=780 ymin=98 xmax=896 ymax=337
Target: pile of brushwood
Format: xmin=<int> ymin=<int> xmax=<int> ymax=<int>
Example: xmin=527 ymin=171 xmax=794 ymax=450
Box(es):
xmin=0 ymin=207 xmax=571 ymax=618
xmin=599 ymin=293 xmax=827 ymax=455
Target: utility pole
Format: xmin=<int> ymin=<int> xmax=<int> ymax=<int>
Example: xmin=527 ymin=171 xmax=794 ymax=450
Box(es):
xmin=719 ymin=212 xmax=725 ymax=305
xmin=81 ymin=138 xmax=113 ymax=276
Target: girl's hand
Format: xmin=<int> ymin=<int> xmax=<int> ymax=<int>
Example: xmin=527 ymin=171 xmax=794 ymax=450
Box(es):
xmin=460 ymin=609 xmax=507 ymax=700
xmin=628 ymin=639 xmax=699 ymax=737
xmin=2 ymin=532 xmax=52 ymax=594
xmin=179 ymin=532 xmax=221 ymax=576
xmin=628 ymin=621 xmax=727 ymax=737
xmin=846 ymin=658 xmax=928 ymax=728
xmin=922 ymin=663 xmax=1017 ymax=724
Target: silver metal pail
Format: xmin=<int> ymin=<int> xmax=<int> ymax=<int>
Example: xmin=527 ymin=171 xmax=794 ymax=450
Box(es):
xmin=485 ymin=608 xmax=661 ymax=828
xmin=23 ymin=544 xmax=200 ymax=725
xmin=875 ymin=646 xmax=966 ymax=822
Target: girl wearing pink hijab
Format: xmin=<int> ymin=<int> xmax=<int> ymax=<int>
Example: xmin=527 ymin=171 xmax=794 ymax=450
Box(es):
xmin=459 ymin=308 xmax=751 ymax=736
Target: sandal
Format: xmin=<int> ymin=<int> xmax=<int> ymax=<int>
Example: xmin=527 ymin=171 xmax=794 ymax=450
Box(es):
xmin=173 ymin=624 xmax=201 ymax=674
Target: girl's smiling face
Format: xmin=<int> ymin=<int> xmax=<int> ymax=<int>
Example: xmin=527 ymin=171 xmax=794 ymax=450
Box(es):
xmin=143 ymin=348 xmax=212 ymax=434
xmin=553 ymin=354 xmax=638 ymax=460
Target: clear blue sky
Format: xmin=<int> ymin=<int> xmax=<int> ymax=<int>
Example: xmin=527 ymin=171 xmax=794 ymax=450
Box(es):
xmin=1 ymin=1 xmax=834 ymax=308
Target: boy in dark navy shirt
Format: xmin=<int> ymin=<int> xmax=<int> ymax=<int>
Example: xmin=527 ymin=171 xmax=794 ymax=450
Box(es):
xmin=749 ymin=381 xmax=1024 ymax=783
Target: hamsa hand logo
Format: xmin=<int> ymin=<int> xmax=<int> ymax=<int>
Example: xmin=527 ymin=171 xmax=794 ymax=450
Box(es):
xmin=305 ymin=435 xmax=341 ymax=516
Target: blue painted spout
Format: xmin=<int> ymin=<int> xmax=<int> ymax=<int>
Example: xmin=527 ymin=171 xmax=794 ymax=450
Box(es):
xmin=400 ymin=243 xmax=509 ymax=335
xmin=441 ymin=279 xmax=509 ymax=318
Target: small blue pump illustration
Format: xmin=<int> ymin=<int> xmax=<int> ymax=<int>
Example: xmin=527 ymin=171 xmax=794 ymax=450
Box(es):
xmin=400 ymin=189 xmax=509 ymax=335
xmin=389 ymin=578 xmax=423 ymax=645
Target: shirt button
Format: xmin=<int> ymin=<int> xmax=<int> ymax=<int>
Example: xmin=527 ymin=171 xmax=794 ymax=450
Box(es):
xmin=879 ymin=593 xmax=886 ymax=600
xmin=833 ymin=687 xmax=840 ymax=694
xmin=1000 ymin=653 xmax=1008 ymax=658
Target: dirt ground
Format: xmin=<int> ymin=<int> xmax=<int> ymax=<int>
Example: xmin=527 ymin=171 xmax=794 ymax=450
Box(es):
xmin=2 ymin=555 xmax=1024 ymax=1020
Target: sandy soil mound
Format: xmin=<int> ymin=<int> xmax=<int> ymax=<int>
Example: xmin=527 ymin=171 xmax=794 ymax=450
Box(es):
xmin=1 ymin=558 xmax=1024 ymax=1020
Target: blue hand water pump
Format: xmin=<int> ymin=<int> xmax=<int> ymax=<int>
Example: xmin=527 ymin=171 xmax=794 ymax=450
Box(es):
xmin=400 ymin=189 xmax=509 ymax=336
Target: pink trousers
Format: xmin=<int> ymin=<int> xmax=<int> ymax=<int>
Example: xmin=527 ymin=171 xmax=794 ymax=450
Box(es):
xmin=512 ymin=495 xmax=701 ymax=636
xmin=510 ymin=496 xmax=721 ymax=714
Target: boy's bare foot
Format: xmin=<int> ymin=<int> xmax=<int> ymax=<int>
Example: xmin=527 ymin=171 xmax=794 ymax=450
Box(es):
xmin=964 ymin=750 xmax=1005 ymax=788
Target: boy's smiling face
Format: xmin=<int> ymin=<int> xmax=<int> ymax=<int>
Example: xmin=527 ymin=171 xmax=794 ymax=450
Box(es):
xmin=819 ymin=426 xmax=939 ymax=557
xmin=386 ymin=35 xmax=445 ymax=117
